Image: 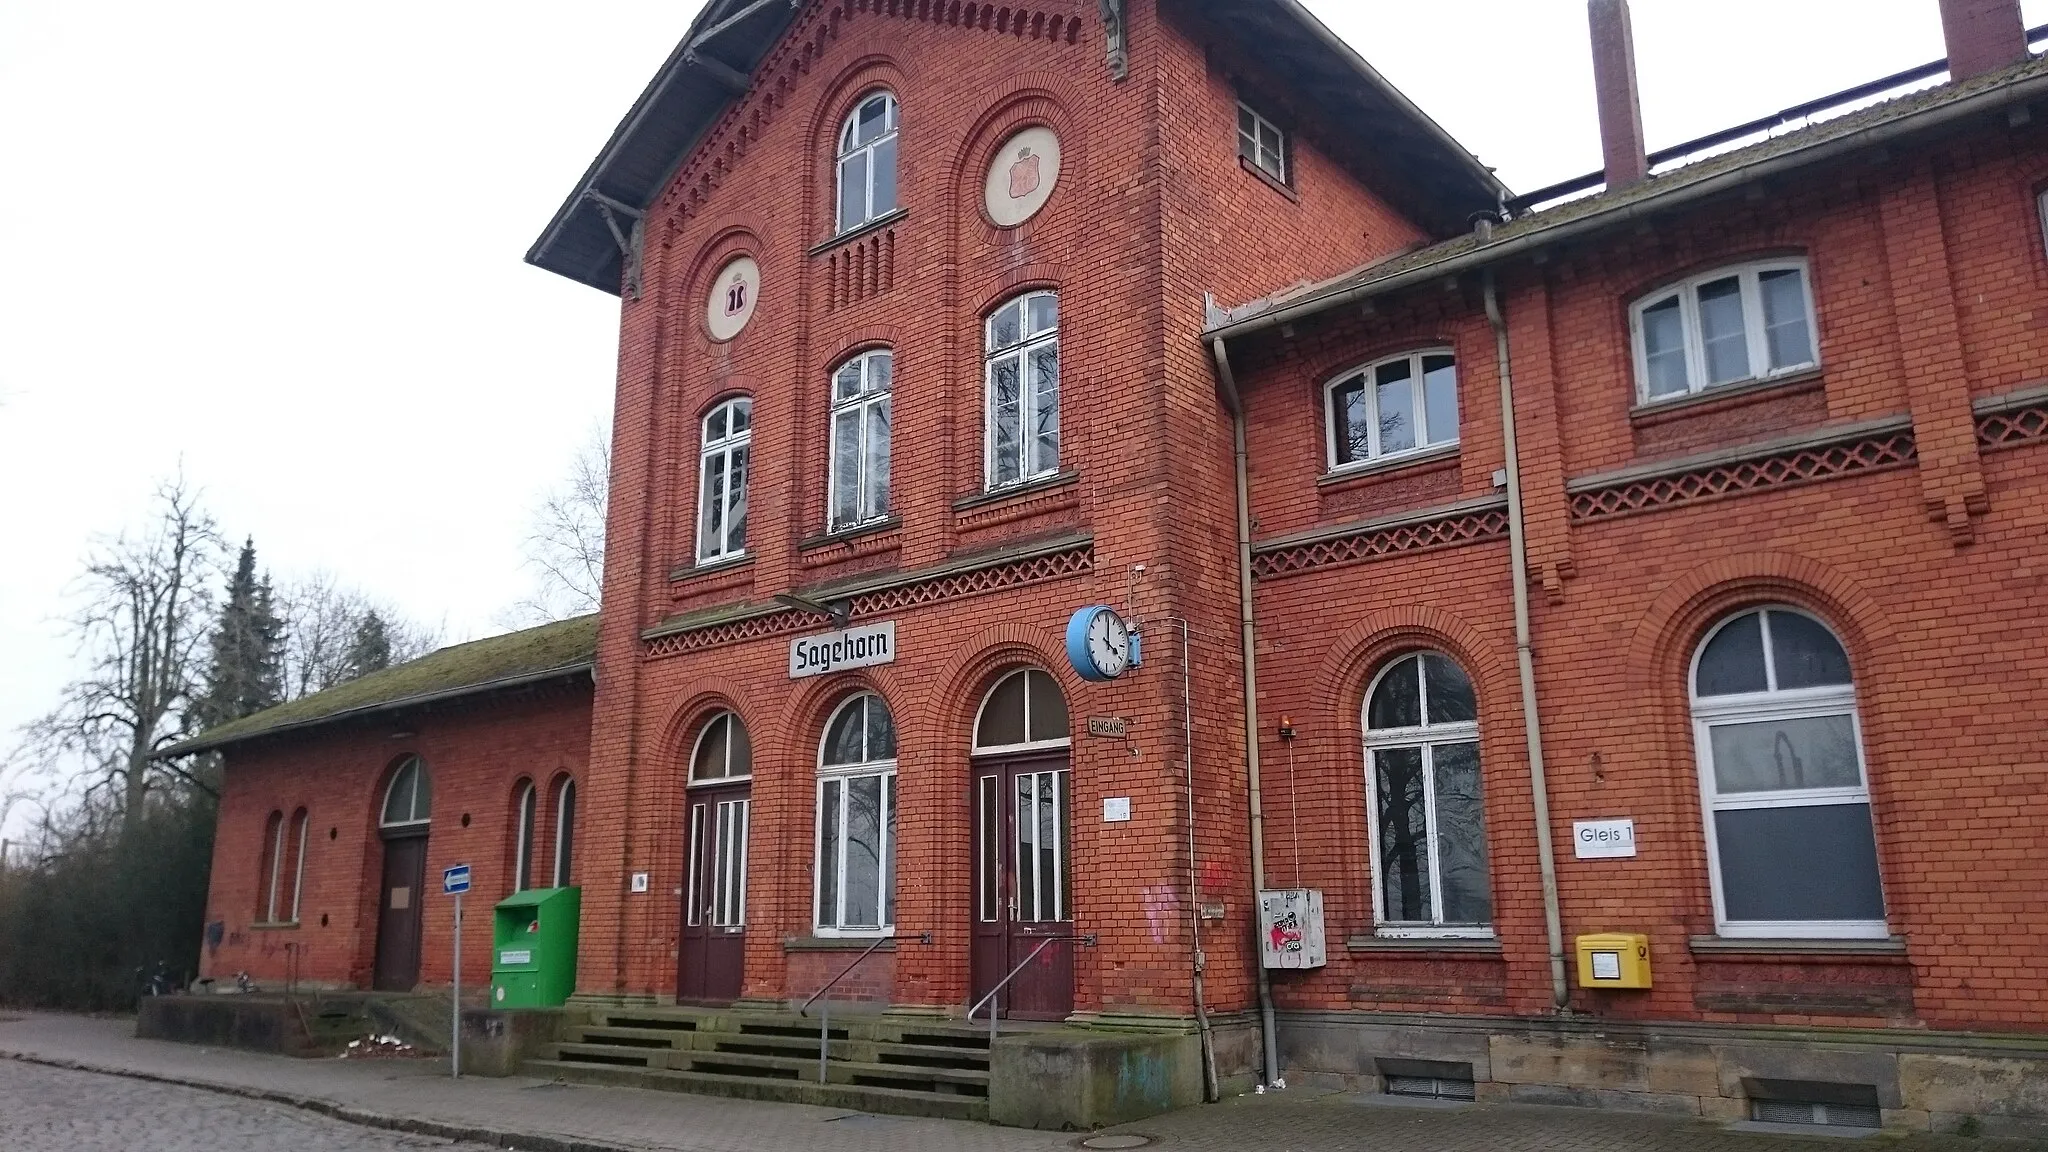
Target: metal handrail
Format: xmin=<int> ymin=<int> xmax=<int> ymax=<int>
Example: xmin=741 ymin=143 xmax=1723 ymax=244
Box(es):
xmin=965 ymin=932 xmax=1098 ymax=1045
xmin=797 ymin=930 xmax=931 ymax=1083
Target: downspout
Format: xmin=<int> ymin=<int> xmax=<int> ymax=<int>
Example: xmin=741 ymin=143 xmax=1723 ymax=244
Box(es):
xmin=1179 ymin=618 xmax=1221 ymax=1103
xmin=1481 ymin=271 xmax=1571 ymax=1011
xmin=1209 ymin=336 xmax=1282 ymax=1086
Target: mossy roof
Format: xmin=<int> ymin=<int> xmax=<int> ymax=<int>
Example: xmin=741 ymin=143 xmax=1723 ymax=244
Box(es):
xmin=157 ymin=614 xmax=599 ymax=758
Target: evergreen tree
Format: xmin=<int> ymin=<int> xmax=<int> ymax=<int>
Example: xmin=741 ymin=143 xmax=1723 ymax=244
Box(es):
xmin=344 ymin=610 xmax=393 ymax=682
xmin=193 ymin=539 xmax=284 ymax=729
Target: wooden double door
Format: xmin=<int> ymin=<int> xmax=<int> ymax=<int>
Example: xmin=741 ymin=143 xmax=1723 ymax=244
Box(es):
xmin=970 ymin=754 xmax=1075 ymax=1020
xmin=373 ymin=832 xmax=428 ymax=991
xmin=678 ymin=781 xmax=750 ymax=1003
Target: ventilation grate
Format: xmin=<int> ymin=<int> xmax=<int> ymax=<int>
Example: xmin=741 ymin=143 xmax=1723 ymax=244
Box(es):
xmin=1752 ymin=1099 xmax=1881 ymax=1129
xmin=1386 ymin=1074 xmax=1476 ymax=1101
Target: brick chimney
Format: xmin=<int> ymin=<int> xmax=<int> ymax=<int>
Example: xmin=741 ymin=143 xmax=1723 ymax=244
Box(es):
xmin=1939 ymin=0 xmax=2029 ymax=82
xmin=1588 ymin=0 xmax=1648 ymax=190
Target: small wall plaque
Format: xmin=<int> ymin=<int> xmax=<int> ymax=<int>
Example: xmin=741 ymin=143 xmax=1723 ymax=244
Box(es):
xmin=1087 ymin=715 xmax=1129 ymax=738
xmin=1102 ymin=797 xmax=1132 ymax=822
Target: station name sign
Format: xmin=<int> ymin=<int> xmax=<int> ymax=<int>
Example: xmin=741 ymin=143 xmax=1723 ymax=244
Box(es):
xmin=789 ymin=621 xmax=897 ymax=679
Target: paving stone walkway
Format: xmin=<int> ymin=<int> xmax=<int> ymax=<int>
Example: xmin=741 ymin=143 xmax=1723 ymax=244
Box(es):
xmin=0 ymin=1012 xmax=2036 ymax=1151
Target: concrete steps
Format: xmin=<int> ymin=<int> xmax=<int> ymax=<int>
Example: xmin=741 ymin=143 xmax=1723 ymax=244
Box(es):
xmin=529 ymin=1006 xmax=992 ymax=1122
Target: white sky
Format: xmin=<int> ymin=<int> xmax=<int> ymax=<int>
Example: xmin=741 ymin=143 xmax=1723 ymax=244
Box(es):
xmin=0 ymin=0 xmax=2035 ymax=835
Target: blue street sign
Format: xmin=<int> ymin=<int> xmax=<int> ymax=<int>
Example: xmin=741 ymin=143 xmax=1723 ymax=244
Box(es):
xmin=442 ymin=864 xmax=472 ymax=895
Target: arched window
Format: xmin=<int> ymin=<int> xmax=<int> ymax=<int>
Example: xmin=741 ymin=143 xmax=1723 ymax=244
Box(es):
xmin=258 ymin=810 xmax=285 ymax=922
xmin=973 ymin=668 xmax=1070 ymax=755
xmin=984 ymin=291 xmax=1059 ymax=489
xmin=836 ymin=91 xmax=899 ymax=233
xmin=381 ymin=756 xmax=432 ymax=829
xmin=512 ymin=780 xmax=537 ymax=892
xmin=1691 ymin=607 xmax=1885 ymax=938
xmin=1631 ymin=258 xmax=1817 ymax=403
xmin=286 ymin=808 xmax=309 ymax=923
xmin=697 ymin=397 xmax=752 ymax=565
xmin=552 ymin=777 xmax=577 ymax=889
xmin=1363 ymin=652 xmax=1492 ymax=936
xmin=692 ymin=711 xmax=753 ymax=782
xmin=815 ymin=693 xmax=898 ymax=934
xmin=1325 ymin=349 xmax=1459 ymax=471
xmin=828 ymin=351 xmax=893 ymax=531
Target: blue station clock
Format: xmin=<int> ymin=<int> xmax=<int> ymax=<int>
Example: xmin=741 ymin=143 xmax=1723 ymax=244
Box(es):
xmin=1065 ymin=605 xmax=1139 ymax=682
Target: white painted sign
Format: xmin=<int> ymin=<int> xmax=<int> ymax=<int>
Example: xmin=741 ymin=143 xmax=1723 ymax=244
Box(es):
xmin=1102 ymin=797 xmax=1132 ymax=823
xmin=499 ymin=949 xmax=532 ymax=966
xmin=1573 ymin=818 xmax=1637 ymax=859
xmin=629 ymin=872 xmax=650 ymax=893
xmin=789 ymin=621 xmax=897 ymax=679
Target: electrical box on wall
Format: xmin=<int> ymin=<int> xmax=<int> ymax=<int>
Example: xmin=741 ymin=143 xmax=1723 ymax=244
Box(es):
xmin=1258 ymin=889 xmax=1326 ymax=969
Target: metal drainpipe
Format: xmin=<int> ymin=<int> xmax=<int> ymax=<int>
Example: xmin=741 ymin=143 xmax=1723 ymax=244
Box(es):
xmin=1481 ymin=271 xmax=1571 ymax=1011
xmin=1209 ymin=336 xmax=1282 ymax=1087
xmin=1178 ymin=617 xmax=1221 ymax=1103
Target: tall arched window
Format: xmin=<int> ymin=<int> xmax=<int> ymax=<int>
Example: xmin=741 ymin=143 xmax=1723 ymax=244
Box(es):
xmin=1692 ymin=607 xmax=1885 ymax=938
xmin=286 ymin=808 xmax=309 ymax=923
xmin=828 ymin=350 xmax=893 ymax=531
xmin=552 ymin=777 xmax=577 ymax=889
xmin=984 ymin=291 xmax=1059 ymax=489
xmin=258 ymin=810 xmax=285 ymax=922
xmin=1363 ymin=652 xmax=1492 ymax=936
xmin=381 ymin=756 xmax=432 ymax=830
xmin=697 ymin=397 xmax=752 ymax=564
xmin=836 ymin=91 xmax=899 ymax=233
xmin=815 ymin=694 xmax=897 ymax=935
xmin=973 ymin=668 xmax=1070 ymax=755
xmin=512 ymin=780 xmax=537 ymax=892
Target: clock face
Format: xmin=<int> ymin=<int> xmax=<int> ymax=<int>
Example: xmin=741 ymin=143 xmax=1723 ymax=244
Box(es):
xmin=1086 ymin=608 xmax=1130 ymax=678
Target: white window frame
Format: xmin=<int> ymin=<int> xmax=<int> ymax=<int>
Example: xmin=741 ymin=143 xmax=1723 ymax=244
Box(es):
xmin=380 ymin=757 xmax=431 ymax=829
xmin=1323 ymin=348 xmax=1460 ymax=472
xmin=1629 ymin=258 xmax=1819 ymax=405
xmin=1237 ymin=102 xmax=1287 ymax=185
xmin=689 ymin=712 xmax=754 ymax=787
xmin=813 ymin=694 xmax=898 ymax=938
xmin=827 ymin=351 xmax=893 ymax=532
xmin=288 ymin=809 xmax=308 ymax=923
xmin=983 ymin=291 xmax=1060 ymax=490
xmin=263 ymin=811 xmax=286 ymax=923
xmin=513 ymin=780 xmax=536 ymax=892
xmin=836 ymin=91 xmax=900 ymax=234
xmin=1361 ymin=654 xmax=1494 ymax=940
xmin=1690 ymin=608 xmax=1887 ymax=940
xmin=696 ymin=397 xmax=752 ymax=565
xmin=971 ymin=668 xmax=1073 ymax=757
xmin=551 ymin=778 xmax=576 ymax=889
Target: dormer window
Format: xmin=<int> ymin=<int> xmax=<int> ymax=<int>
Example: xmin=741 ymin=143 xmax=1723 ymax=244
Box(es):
xmin=1237 ymin=103 xmax=1288 ymax=185
xmin=1630 ymin=259 xmax=1817 ymax=404
xmin=837 ymin=92 xmax=900 ymax=234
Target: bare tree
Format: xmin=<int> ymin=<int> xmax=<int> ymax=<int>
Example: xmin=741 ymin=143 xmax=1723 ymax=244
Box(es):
xmin=512 ymin=423 xmax=609 ymax=623
xmin=279 ymin=573 xmax=441 ymax=698
xmin=23 ymin=477 xmax=221 ymax=842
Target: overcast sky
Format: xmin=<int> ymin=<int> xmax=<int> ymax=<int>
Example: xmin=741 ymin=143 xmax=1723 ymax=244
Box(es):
xmin=1 ymin=0 xmax=2034 ymax=835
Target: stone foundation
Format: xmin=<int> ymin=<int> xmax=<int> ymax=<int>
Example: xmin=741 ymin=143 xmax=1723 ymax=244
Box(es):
xmin=1279 ymin=1009 xmax=2048 ymax=1138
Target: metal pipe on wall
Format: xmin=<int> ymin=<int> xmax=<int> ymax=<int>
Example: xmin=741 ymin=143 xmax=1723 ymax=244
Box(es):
xmin=1176 ymin=617 xmax=1221 ymax=1103
xmin=1210 ymin=336 xmax=1282 ymax=1087
xmin=1482 ymin=271 xmax=1571 ymax=1011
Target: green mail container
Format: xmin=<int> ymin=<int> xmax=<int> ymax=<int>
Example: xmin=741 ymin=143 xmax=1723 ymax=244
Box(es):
xmin=489 ymin=887 xmax=580 ymax=1009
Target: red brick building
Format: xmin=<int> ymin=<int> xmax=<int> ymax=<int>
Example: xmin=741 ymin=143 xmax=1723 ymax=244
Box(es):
xmin=177 ymin=0 xmax=2048 ymax=1134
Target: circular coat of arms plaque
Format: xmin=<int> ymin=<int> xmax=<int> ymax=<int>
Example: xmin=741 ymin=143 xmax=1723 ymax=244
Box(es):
xmin=983 ymin=127 xmax=1062 ymax=228
xmin=705 ymin=256 xmax=760 ymax=342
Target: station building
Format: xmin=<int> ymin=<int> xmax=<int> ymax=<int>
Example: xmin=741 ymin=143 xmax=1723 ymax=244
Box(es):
xmin=171 ymin=0 xmax=2048 ymax=1135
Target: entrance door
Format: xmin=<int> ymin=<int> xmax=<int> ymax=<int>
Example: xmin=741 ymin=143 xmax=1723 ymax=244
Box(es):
xmin=678 ymin=782 xmax=750 ymax=1003
xmin=373 ymin=833 xmax=428 ymax=991
xmin=971 ymin=755 xmax=1074 ymax=1020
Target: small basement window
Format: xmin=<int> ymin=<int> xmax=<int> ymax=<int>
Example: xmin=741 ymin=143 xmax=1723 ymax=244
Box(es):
xmin=1746 ymin=1079 xmax=1882 ymax=1130
xmin=1377 ymin=1058 xmax=1476 ymax=1102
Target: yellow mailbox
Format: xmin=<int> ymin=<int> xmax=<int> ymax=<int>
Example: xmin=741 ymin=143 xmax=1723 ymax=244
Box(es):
xmin=1575 ymin=933 xmax=1651 ymax=990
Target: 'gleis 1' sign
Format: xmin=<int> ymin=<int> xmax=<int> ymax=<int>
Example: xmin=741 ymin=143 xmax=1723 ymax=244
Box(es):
xmin=789 ymin=621 xmax=896 ymax=679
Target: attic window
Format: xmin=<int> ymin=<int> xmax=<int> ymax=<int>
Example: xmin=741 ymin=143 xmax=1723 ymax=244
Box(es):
xmin=1237 ymin=103 xmax=1288 ymax=185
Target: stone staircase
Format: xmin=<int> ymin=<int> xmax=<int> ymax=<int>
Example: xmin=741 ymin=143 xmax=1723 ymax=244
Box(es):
xmin=525 ymin=1005 xmax=993 ymax=1121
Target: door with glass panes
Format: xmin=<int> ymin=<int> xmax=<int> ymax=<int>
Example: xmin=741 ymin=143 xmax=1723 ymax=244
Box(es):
xmin=679 ymin=713 xmax=751 ymax=1004
xmin=968 ymin=667 xmax=1075 ymax=1020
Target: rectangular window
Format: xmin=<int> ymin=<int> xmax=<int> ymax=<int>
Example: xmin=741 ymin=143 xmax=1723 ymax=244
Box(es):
xmin=985 ymin=293 xmax=1060 ymax=489
xmin=697 ymin=400 xmax=752 ymax=564
xmin=827 ymin=352 xmax=893 ymax=531
xmin=1630 ymin=260 xmax=1817 ymax=404
xmin=1369 ymin=741 xmax=1491 ymax=931
xmin=815 ymin=770 xmax=897 ymax=933
xmin=1327 ymin=350 xmax=1459 ymax=470
xmin=1237 ymin=103 xmax=1287 ymax=185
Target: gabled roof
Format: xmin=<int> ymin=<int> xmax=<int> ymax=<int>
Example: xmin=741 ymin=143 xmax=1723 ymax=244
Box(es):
xmin=156 ymin=615 xmax=599 ymax=759
xmin=1206 ymin=50 xmax=2048 ymax=342
xmin=527 ymin=0 xmax=1508 ymax=294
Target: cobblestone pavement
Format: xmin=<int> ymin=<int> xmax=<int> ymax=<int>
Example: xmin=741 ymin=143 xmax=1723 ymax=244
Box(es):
xmin=0 ymin=1060 xmax=498 ymax=1151
xmin=0 ymin=1013 xmax=2039 ymax=1152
